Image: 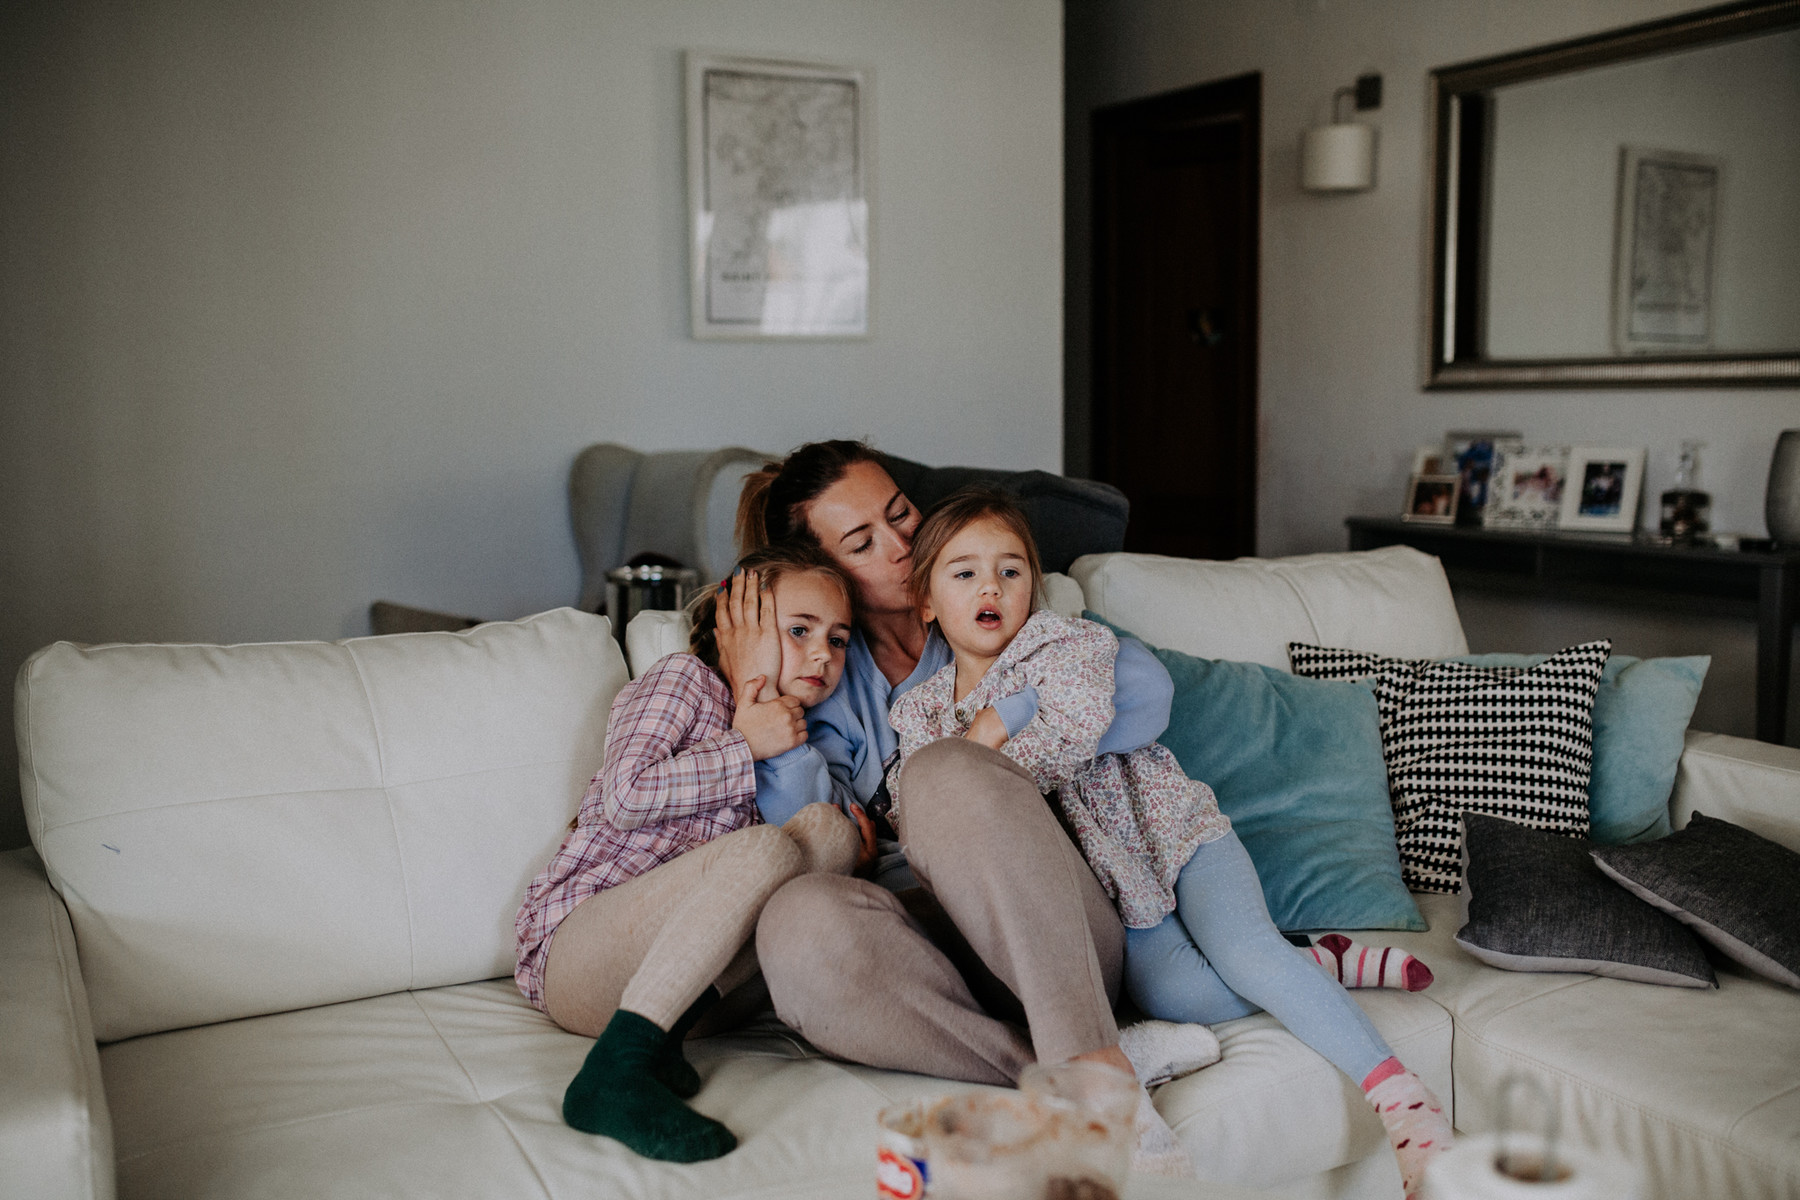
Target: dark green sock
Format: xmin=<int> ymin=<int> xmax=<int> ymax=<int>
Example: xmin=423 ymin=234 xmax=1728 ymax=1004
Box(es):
xmin=654 ymin=986 xmax=720 ymax=1100
xmin=562 ymin=1009 xmax=737 ymax=1163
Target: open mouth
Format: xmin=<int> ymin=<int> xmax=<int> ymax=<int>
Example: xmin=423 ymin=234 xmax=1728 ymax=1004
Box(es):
xmin=974 ymin=607 xmax=1003 ymax=630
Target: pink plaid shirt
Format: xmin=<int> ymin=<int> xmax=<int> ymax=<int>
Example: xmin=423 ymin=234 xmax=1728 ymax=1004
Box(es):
xmin=514 ymin=653 xmax=758 ymax=1011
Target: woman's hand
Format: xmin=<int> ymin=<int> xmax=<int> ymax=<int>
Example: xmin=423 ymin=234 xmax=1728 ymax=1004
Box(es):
xmin=732 ymin=675 xmax=807 ymax=760
xmin=715 ymin=569 xmax=782 ymax=702
xmin=850 ymin=804 xmax=879 ymax=872
xmin=962 ymin=706 xmax=1009 ymax=749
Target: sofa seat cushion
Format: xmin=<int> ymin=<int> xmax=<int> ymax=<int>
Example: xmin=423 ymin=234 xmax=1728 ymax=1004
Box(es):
xmin=1153 ymin=989 xmax=1451 ymax=1194
xmin=100 ymin=978 xmax=977 ymax=1200
xmin=1381 ymin=893 xmax=1800 ymax=1200
xmin=1069 ymin=546 xmax=1467 ymax=672
xmin=99 ymin=972 xmax=1443 ymax=1200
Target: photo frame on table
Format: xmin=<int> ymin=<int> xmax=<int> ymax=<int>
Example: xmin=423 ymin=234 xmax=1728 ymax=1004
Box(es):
xmin=1443 ymin=431 xmax=1522 ymax=525
xmin=686 ymin=51 xmax=871 ymax=339
xmin=1403 ymin=474 xmax=1462 ymax=525
xmin=1483 ymin=444 xmax=1570 ymax=530
xmin=1614 ymin=146 xmax=1720 ymax=356
xmin=1559 ymin=446 xmax=1648 ymax=533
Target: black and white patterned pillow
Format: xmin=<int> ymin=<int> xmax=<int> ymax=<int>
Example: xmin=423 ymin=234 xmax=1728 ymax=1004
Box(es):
xmin=1289 ymin=640 xmax=1610 ymax=893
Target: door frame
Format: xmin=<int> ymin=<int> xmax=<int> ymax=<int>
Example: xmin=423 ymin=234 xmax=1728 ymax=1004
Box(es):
xmin=1090 ymin=71 xmax=1261 ymax=558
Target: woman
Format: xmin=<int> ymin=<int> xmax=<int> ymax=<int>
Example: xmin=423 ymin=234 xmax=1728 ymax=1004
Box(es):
xmin=714 ymin=441 xmax=1195 ymax=1169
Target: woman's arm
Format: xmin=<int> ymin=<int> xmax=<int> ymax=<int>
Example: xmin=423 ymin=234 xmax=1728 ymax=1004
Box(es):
xmin=593 ymin=658 xmax=757 ymax=831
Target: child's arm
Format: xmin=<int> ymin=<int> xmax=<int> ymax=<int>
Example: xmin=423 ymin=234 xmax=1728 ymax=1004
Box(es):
xmin=593 ymin=656 xmax=757 ymax=832
xmin=984 ymin=636 xmax=1172 ymax=752
xmin=998 ymin=620 xmax=1120 ymax=790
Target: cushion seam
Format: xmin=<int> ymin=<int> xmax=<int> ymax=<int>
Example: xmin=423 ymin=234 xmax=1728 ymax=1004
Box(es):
xmin=33 ymin=758 xmax=590 ymax=839
xmin=345 ymin=643 xmax=418 ymax=988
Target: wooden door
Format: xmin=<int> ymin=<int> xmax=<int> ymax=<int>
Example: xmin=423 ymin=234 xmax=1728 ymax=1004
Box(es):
xmin=1092 ymin=73 xmax=1259 ymax=559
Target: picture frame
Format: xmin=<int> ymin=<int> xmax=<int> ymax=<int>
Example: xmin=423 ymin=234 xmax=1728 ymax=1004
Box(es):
xmin=1443 ymin=430 xmax=1522 ymax=524
xmin=1559 ymin=446 xmax=1648 ymax=533
xmin=686 ymin=51 xmax=871 ymax=339
xmin=1482 ymin=444 xmax=1570 ymax=530
xmin=1403 ymin=474 xmax=1462 ymax=525
xmin=1613 ymin=146 xmax=1720 ymax=356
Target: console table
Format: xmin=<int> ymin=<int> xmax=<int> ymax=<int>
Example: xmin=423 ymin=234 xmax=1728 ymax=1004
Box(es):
xmin=1346 ymin=516 xmax=1800 ymax=746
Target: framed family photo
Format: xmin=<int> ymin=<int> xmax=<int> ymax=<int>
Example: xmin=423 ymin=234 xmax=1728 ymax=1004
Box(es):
xmin=1559 ymin=446 xmax=1647 ymax=533
xmin=1483 ymin=444 xmax=1569 ymax=530
xmin=1403 ymin=474 xmax=1462 ymax=525
xmin=686 ymin=52 xmax=871 ymax=339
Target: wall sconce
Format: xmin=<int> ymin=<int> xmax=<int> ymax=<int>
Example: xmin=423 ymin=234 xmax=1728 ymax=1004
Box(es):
xmin=1302 ymin=73 xmax=1381 ymax=192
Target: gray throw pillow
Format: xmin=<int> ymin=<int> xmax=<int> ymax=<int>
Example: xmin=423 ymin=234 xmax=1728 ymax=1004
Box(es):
xmin=1455 ymin=813 xmax=1715 ymax=988
xmin=1592 ymin=813 xmax=1800 ymax=990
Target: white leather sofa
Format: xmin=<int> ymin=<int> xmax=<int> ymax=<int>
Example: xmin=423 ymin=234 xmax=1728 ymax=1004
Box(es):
xmin=6 ymin=548 xmax=1798 ymax=1200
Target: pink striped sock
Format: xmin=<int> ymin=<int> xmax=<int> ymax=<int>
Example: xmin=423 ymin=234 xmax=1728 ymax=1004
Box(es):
xmin=1305 ymin=934 xmax=1434 ymax=992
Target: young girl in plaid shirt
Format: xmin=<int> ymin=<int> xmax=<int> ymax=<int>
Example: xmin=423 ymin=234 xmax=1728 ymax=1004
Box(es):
xmin=890 ymin=489 xmax=1453 ymax=1199
xmin=515 ymin=544 xmax=863 ymax=1163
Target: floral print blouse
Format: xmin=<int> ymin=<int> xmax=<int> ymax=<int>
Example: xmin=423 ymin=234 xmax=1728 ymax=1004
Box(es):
xmin=889 ymin=609 xmax=1229 ymax=929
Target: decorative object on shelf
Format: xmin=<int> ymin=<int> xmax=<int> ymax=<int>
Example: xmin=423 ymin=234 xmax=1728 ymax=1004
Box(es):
xmin=1558 ymin=446 xmax=1647 ymax=533
xmin=1444 ymin=430 xmax=1521 ymax=525
xmin=1301 ymin=73 xmax=1380 ymax=192
xmin=604 ymin=560 xmax=699 ymax=646
xmin=1483 ymin=444 xmax=1569 ymax=530
xmin=1659 ymin=440 xmax=1713 ymax=542
xmin=1403 ymin=474 xmax=1461 ymax=524
xmin=686 ymin=51 xmax=870 ymax=339
xmin=1614 ymin=147 xmax=1720 ymax=356
xmin=1768 ymin=429 xmax=1800 ymax=546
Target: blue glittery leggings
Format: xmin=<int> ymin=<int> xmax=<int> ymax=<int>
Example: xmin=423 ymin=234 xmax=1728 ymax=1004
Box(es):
xmin=1123 ymin=831 xmax=1393 ymax=1082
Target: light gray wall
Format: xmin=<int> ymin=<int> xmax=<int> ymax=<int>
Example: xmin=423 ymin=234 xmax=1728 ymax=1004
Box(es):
xmin=0 ymin=0 xmax=1063 ymax=851
xmin=1487 ymin=28 xmax=1800 ymax=357
xmin=1066 ymin=0 xmax=1800 ymax=743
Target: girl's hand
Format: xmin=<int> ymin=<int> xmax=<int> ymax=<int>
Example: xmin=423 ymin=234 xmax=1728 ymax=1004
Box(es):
xmin=850 ymin=804 xmax=878 ymax=872
xmin=962 ymin=706 xmax=1009 ymax=749
xmin=715 ymin=570 xmax=783 ymax=702
xmin=733 ymin=675 xmax=807 ymax=760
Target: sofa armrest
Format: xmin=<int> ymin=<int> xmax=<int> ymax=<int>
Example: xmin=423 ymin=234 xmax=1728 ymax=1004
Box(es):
xmin=0 ymin=848 xmax=115 ymax=1200
xmin=1670 ymin=730 xmax=1800 ymax=853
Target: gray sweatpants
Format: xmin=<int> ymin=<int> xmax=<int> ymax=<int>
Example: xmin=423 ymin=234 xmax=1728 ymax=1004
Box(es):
xmin=755 ymin=738 xmax=1125 ymax=1086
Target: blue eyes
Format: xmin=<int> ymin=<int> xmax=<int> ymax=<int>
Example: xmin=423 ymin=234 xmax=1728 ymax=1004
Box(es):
xmin=829 ymin=635 xmax=849 ymax=649
xmin=950 ymin=567 xmax=1022 ymax=580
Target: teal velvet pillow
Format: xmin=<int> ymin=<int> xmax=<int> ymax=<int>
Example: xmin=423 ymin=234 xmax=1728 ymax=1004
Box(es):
xmin=1086 ymin=612 xmax=1424 ymax=933
xmin=1450 ymin=653 xmax=1708 ymax=845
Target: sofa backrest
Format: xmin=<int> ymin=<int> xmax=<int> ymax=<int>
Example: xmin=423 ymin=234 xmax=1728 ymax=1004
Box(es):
xmin=15 ymin=608 xmax=627 ymax=1043
xmin=1070 ymin=545 xmax=1469 ymax=669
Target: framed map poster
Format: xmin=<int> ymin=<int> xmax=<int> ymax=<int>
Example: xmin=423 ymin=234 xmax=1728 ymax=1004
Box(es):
xmin=686 ymin=52 xmax=871 ymax=339
xmin=1613 ymin=146 xmax=1720 ymax=355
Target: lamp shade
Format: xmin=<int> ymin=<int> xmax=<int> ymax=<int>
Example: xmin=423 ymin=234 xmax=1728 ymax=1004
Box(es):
xmin=1301 ymin=123 xmax=1375 ymax=191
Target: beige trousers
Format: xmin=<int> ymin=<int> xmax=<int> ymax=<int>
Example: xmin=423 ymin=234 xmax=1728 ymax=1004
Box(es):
xmin=755 ymin=739 xmax=1124 ymax=1086
xmin=542 ymin=802 xmax=858 ymax=1037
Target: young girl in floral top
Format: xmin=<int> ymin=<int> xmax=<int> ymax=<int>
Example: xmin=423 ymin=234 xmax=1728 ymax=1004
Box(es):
xmin=889 ymin=488 xmax=1453 ymax=1199
xmin=515 ymin=544 xmax=861 ymax=1165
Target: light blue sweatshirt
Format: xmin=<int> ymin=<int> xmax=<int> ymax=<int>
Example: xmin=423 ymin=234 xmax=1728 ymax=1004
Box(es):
xmin=754 ymin=622 xmax=1174 ymax=888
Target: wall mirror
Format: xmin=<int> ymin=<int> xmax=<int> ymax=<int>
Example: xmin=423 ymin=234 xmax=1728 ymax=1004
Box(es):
xmin=1426 ymin=1 xmax=1800 ymax=388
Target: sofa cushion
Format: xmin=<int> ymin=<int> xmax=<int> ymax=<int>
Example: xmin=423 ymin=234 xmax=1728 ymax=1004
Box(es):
xmin=1453 ymin=653 xmax=1709 ymax=845
xmin=1368 ymin=891 xmax=1800 ymax=1200
xmin=1455 ymin=814 xmax=1714 ymax=988
xmin=1290 ymin=641 xmax=1609 ymax=894
xmin=16 ymin=609 xmax=626 ymax=1042
xmin=1085 ymin=613 xmax=1422 ymax=934
xmin=1671 ymin=731 xmax=1800 ymax=853
xmin=1593 ymin=813 xmax=1800 ymax=990
xmin=1069 ymin=546 xmax=1468 ymax=672
xmin=93 ymin=972 xmax=1448 ymax=1200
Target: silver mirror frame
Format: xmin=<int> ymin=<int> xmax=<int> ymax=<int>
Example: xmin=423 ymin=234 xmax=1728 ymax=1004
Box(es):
xmin=1425 ymin=0 xmax=1800 ymax=389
